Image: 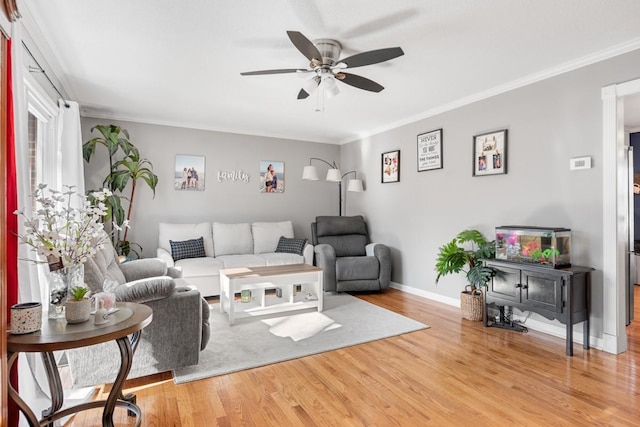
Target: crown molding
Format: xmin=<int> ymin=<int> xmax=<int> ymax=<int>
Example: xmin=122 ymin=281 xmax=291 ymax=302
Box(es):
xmin=81 ymin=109 xmax=336 ymax=145
xmin=340 ymin=37 xmax=640 ymax=145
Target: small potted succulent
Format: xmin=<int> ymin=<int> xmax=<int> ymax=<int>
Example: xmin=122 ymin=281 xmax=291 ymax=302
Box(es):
xmin=65 ymin=286 xmax=92 ymax=324
xmin=435 ymin=229 xmax=496 ymax=321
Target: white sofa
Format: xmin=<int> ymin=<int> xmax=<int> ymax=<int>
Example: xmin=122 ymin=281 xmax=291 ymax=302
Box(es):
xmin=157 ymin=221 xmax=313 ymax=297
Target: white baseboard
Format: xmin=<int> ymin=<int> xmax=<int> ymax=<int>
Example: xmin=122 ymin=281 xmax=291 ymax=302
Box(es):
xmin=390 ymin=281 xmax=602 ymax=351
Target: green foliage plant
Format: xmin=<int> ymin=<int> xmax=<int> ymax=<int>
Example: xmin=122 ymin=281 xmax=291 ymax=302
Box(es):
xmin=69 ymin=286 xmax=90 ymax=301
xmin=435 ymin=229 xmax=496 ymax=290
xmin=83 ymin=125 xmax=158 ymax=258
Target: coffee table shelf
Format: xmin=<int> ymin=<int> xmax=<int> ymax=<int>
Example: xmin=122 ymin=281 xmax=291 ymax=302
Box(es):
xmin=220 ymin=264 xmax=323 ymax=325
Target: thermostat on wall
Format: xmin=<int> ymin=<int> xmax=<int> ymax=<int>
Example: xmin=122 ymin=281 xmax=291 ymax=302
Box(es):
xmin=570 ymin=156 xmax=592 ymax=170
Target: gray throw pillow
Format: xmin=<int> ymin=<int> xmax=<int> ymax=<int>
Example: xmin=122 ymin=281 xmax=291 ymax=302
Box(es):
xmin=275 ymin=236 xmax=307 ymax=256
xmin=170 ymin=237 xmax=206 ymax=261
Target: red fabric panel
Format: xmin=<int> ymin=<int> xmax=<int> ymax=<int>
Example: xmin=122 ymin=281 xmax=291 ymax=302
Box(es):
xmin=5 ymin=36 xmax=19 ymax=427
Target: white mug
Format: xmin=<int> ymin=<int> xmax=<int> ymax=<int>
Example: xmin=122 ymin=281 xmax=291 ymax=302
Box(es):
xmin=10 ymin=302 xmax=42 ymax=334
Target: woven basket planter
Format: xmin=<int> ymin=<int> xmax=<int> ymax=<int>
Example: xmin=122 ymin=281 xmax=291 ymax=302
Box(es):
xmin=460 ymin=286 xmax=483 ymax=321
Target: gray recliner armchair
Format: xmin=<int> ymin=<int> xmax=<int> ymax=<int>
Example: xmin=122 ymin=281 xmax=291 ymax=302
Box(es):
xmin=65 ymin=237 xmax=210 ymax=388
xmin=311 ymin=215 xmax=392 ymax=292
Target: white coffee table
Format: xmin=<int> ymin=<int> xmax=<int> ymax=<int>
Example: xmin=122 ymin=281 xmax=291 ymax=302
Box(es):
xmin=219 ymin=264 xmax=323 ymax=325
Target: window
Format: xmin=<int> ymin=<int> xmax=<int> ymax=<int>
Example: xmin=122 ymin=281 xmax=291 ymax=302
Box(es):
xmin=24 ymin=73 xmax=58 ymax=200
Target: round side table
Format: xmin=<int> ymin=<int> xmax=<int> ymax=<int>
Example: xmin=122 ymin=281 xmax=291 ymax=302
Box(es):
xmin=7 ymin=301 xmax=152 ymax=427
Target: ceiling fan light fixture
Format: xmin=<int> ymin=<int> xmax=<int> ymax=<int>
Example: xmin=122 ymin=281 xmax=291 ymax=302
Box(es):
xmin=303 ymin=76 xmax=320 ymax=94
xmin=323 ymin=75 xmax=340 ymax=98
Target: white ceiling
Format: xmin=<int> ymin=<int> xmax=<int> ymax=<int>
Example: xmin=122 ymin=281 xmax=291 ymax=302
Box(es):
xmin=22 ymin=0 xmax=640 ymax=144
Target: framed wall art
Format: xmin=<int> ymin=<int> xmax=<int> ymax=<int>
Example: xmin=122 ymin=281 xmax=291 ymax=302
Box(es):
xmin=382 ymin=150 xmax=400 ymax=183
xmin=260 ymin=160 xmax=285 ymax=193
xmin=473 ymin=129 xmax=507 ymax=177
xmin=175 ymin=154 xmax=205 ymax=191
xmin=417 ymin=128 xmax=443 ymax=172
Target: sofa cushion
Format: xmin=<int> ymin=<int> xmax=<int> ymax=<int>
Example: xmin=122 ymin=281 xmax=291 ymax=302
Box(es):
xmin=114 ymin=276 xmax=176 ymax=303
xmin=159 ymin=222 xmax=214 ymax=258
xmin=258 ymin=252 xmax=305 ymax=266
xmin=317 ymin=235 xmax=368 ymax=257
xmin=83 ymin=244 xmax=127 ymax=293
xmin=315 ymin=215 xmax=368 ymax=237
xmin=213 ymin=222 xmax=253 ymax=256
xmin=336 ymin=256 xmax=380 ymax=281
xmin=252 ymin=221 xmax=294 ymax=254
xmin=170 ymin=237 xmax=206 ymax=261
xmin=275 ymin=236 xmax=307 ymax=256
xmin=216 ymin=254 xmax=267 ymax=269
xmin=175 ymin=257 xmax=224 ymax=278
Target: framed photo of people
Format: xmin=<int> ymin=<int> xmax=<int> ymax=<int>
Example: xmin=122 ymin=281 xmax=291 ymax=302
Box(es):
xmin=472 ymin=129 xmax=507 ymax=177
xmin=260 ymin=160 xmax=284 ymax=193
xmin=381 ymin=150 xmax=400 ymax=183
xmin=175 ymin=154 xmax=205 ymax=191
xmin=417 ymin=128 xmax=443 ymax=172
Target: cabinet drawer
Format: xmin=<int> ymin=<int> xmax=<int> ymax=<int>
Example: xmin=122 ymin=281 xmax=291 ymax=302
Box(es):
xmin=487 ymin=263 xmax=521 ymax=303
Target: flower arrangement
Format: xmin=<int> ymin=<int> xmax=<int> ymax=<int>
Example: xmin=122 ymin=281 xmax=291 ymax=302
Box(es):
xmin=14 ymin=184 xmax=113 ymax=268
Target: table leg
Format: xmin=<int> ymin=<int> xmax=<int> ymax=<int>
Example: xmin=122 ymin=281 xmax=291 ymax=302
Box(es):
xmin=40 ymin=351 xmax=64 ymax=426
xmin=103 ymin=332 xmax=140 ymax=427
xmin=7 ymin=352 xmax=40 ymax=427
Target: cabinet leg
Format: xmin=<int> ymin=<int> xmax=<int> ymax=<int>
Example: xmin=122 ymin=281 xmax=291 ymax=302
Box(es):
xmin=583 ymin=319 xmax=590 ymax=349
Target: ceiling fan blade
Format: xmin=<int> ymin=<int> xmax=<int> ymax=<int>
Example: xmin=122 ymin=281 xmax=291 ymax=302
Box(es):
xmin=338 ymin=47 xmax=404 ymax=69
xmin=337 ymin=73 xmax=384 ymax=92
xmin=287 ymin=31 xmax=323 ymax=62
xmin=240 ymin=68 xmax=309 ymax=76
xmin=297 ymin=76 xmax=321 ymax=99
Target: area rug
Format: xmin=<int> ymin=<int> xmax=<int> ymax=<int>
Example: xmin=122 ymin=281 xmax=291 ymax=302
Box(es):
xmin=172 ymin=293 xmax=429 ymax=384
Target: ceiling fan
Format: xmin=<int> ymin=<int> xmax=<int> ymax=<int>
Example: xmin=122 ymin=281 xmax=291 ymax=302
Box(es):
xmin=240 ymin=31 xmax=404 ymax=100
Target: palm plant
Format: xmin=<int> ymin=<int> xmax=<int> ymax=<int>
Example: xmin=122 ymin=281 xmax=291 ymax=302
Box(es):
xmin=435 ymin=229 xmax=496 ymax=289
xmin=83 ymin=125 xmax=158 ymax=257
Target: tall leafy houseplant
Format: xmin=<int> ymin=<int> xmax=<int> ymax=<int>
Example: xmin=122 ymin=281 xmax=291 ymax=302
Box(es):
xmin=435 ymin=229 xmax=496 ymax=289
xmin=83 ymin=125 xmax=158 ymax=258
xmin=435 ymin=229 xmax=496 ymax=321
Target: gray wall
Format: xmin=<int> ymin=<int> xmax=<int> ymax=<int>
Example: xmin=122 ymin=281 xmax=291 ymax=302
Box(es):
xmin=341 ymin=48 xmax=640 ymax=337
xmin=81 ymin=119 xmax=340 ymax=257
xmin=82 ymin=49 xmax=640 ymax=339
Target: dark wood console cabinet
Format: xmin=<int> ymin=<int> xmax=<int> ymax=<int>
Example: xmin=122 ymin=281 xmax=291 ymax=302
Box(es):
xmin=483 ymin=259 xmax=593 ymax=356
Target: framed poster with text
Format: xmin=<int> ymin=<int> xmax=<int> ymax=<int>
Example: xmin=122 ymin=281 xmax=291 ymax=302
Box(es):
xmin=417 ymin=128 xmax=443 ymax=172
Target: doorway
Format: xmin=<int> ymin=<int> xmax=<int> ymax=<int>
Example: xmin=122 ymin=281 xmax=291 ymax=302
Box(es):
xmin=602 ymin=78 xmax=640 ymax=354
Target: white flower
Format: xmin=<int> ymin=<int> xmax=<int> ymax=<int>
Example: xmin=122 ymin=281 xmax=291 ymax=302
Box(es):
xmin=14 ymin=184 xmax=112 ymax=267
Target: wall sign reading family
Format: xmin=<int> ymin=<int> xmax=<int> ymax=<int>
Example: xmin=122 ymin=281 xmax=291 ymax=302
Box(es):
xmin=175 ymin=154 xmax=205 ymax=191
xmin=417 ymin=128 xmax=443 ymax=172
xmin=382 ymin=150 xmax=400 ymax=183
xmin=473 ymin=129 xmax=507 ymax=177
xmin=260 ymin=160 xmax=284 ymax=193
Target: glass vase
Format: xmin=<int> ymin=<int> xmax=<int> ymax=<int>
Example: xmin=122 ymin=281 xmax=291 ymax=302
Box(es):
xmin=47 ymin=264 xmax=84 ymax=319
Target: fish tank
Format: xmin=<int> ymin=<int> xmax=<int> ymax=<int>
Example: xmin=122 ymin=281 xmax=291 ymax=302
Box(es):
xmin=495 ymin=226 xmax=571 ymax=269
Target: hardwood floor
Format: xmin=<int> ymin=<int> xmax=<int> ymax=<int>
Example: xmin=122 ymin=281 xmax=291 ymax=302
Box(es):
xmin=67 ymin=288 xmax=640 ymax=426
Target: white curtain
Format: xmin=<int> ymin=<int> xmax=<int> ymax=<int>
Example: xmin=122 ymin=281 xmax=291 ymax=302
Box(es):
xmin=57 ymin=99 xmax=85 ymax=197
xmin=13 ymin=26 xmax=89 ymax=424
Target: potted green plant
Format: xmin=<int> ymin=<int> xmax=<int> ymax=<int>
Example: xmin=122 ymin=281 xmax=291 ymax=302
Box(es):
xmin=83 ymin=124 xmax=158 ymax=258
xmin=435 ymin=229 xmax=496 ymax=321
xmin=65 ymin=286 xmax=92 ymax=324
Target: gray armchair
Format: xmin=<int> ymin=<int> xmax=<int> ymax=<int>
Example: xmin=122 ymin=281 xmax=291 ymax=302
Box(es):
xmin=65 ymin=238 xmax=210 ymax=388
xmin=311 ymin=215 xmax=392 ymax=292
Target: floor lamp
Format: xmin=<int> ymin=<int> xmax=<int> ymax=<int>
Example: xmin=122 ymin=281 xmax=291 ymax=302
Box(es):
xmin=302 ymin=158 xmax=364 ymax=216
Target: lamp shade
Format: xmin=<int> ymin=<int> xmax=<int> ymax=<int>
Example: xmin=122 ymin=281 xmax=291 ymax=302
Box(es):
xmin=347 ymin=179 xmax=364 ymax=192
xmin=302 ymin=165 xmax=319 ymax=180
xmin=326 ymin=168 xmax=342 ymax=182
xmin=323 ymin=75 xmax=340 ymax=99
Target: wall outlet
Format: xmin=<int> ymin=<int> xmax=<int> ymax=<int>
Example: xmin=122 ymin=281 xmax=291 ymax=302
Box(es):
xmin=570 ymin=156 xmax=591 ymax=170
